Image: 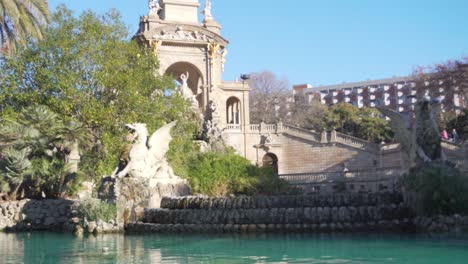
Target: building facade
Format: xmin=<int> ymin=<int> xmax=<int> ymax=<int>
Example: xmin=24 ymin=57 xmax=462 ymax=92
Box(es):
xmin=293 ymin=75 xmax=466 ymax=113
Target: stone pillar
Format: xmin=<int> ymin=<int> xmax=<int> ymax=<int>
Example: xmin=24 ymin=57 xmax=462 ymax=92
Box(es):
xmin=321 ymin=131 xmax=328 ymax=144
xmin=330 ymin=130 xmax=337 ymax=143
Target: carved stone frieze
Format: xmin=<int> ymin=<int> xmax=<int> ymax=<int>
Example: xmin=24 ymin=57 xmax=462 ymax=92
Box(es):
xmin=143 ymin=25 xmax=228 ymax=46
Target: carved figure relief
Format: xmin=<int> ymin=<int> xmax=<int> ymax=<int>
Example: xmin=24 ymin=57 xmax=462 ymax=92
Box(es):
xmin=153 ymin=28 xmax=210 ymax=42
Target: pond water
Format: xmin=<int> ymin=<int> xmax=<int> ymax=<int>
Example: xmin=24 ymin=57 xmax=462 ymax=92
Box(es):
xmin=0 ymin=232 xmax=467 ymax=264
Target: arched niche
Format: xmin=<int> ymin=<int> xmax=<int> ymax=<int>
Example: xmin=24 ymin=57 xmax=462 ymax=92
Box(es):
xmin=262 ymin=153 xmax=279 ymax=175
xmin=226 ymin=96 xmax=241 ymax=125
xmin=165 ymin=62 xmax=205 ymax=108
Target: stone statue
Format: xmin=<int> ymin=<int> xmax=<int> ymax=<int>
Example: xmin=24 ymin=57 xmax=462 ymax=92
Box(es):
xmin=202 ymin=0 xmax=213 ymax=19
xmin=377 ymin=96 xmax=444 ymax=165
xmin=112 ymin=121 xmax=178 ymax=179
xmin=179 ymin=72 xmax=201 ymax=109
xmin=149 ymin=0 xmax=162 ymax=15
xmin=208 ymin=100 xmax=219 ymax=117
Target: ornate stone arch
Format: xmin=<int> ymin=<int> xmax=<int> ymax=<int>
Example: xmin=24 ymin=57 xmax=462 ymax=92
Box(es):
xmin=226 ymin=96 xmax=241 ymax=125
xmin=166 ymin=61 xmax=205 ymax=108
xmin=262 ymin=153 xmax=279 ymax=174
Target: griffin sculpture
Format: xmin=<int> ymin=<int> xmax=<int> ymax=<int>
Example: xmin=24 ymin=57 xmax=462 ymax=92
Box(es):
xmin=112 ymin=121 xmax=178 ymax=179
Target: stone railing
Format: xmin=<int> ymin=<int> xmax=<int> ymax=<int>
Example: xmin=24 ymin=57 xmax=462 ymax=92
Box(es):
xmin=282 ymin=124 xmax=322 ymax=142
xmin=279 ymin=167 xmax=403 ymax=185
xmin=224 ymin=123 xmax=378 ymax=152
xmin=334 ymin=132 xmax=379 ymax=153
xmin=279 ymin=171 xmax=342 ymax=184
xmin=225 ymin=124 xmax=241 ymax=131
xmin=249 ymin=124 xmax=260 ymax=131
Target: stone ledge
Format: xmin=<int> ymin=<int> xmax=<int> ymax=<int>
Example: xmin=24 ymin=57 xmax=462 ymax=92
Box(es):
xmin=126 ymin=220 xmax=414 ymax=234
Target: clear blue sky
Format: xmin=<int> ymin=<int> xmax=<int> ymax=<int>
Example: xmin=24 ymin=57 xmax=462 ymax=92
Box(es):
xmin=48 ymin=0 xmax=468 ymax=87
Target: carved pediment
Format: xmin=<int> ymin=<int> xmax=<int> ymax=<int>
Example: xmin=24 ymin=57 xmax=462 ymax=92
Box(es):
xmin=142 ymin=25 xmax=228 ymax=46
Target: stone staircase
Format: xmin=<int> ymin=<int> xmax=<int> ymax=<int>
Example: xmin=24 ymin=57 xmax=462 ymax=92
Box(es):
xmin=126 ymin=193 xmax=413 ymax=233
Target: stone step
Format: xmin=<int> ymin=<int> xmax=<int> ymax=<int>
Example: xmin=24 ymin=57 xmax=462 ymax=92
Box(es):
xmin=144 ymin=205 xmax=411 ymax=225
xmin=127 ymin=219 xmax=414 ymax=234
xmin=160 ymin=192 xmax=403 ymax=210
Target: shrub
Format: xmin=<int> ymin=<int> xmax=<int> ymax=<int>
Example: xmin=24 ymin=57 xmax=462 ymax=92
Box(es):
xmin=186 ymin=151 xmax=293 ymax=196
xmin=402 ymin=161 xmax=468 ymax=216
xmin=77 ymin=198 xmax=117 ymax=222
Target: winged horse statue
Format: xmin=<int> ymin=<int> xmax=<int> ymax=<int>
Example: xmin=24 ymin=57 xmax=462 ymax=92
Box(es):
xmin=112 ymin=121 xmax=178 ymax=179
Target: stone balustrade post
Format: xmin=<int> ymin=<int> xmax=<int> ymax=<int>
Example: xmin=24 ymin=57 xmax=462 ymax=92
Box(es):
xmin=321 ymin=131 xmax=328 ymax=144
xmin=259 ymin=121 xmax=265 ymax=133
xmin=330 ymin=130 xmax=337 ymax=143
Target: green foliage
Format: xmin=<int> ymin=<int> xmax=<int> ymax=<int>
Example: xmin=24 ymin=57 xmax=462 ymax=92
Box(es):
xmin=0 ymin=105 xmax=89 ymax=199
xmin=0 ymin=0 xmax=50 ymax=55
xmin=445 ymin=109 xmax=468 ymax=141
xmin=185 ymin=151 xmax=292 ymax=196
xmin=0 ymin=6 xmax=199 ymax=183
xmin=324 ymin=103 xmax=393 ymax=143
xmin=402 ymin=161 xmax=468 ymax=216
xmin=77 ymin=198 xmax=117 ymax=222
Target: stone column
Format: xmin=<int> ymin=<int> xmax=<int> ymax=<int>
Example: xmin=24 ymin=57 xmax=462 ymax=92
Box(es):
xmin=330 ymin=130 xmax=337 ymax=143
xmin=321 ymin=131 xmax=328 ymax=144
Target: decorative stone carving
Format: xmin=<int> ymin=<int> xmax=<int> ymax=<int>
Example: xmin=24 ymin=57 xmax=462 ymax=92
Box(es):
xmin=149 ymin=39 xmax=162 ymax=54
xmin=152 ymin=28 xmax=213 ymax=42
xmin=179 ymin=72 xmax=201 ymax=110
xmin=221 ymin=48 xmax=228 ymax=72
xmin=378 ymin=96 xmax=444 ymax=164
xmin=208 ymin=100 xmax=219 ymax=117
xmin=260 ymin=134 xmax=272 ymax=145
xmin=201 ymin=0 xmax=213 ymax=20
xmin=112 ymin=122 xmax=179 ymax=179
xmin=148 ymin=0 xmax=162 ymax=17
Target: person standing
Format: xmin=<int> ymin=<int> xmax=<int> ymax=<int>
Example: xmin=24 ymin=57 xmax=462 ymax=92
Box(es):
xmin=441 ymin=129 xmax=449 ymax=140
xmin=452 ymin=128 xmax=458 ymax=142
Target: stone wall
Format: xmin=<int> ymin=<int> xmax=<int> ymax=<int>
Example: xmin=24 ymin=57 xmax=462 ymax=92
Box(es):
xmin=127 ymin=193 xmax=413 ymax=233
xmin=99 ymin=177 xmax=192 ymax=225
xmin=0 ymin=199 xmax=122 ymax=234
xmin=0 ymin=199 xmax=75 ymax=231
xmin=413 ymin=215 xmax=468 ymax=233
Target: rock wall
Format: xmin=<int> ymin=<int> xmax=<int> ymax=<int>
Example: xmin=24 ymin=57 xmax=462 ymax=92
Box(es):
xmin=0 ymin=199 xmax=74 ymax=231
xmin=127 ymin=193 xmax=414 ymax=233
xmin=0 ymin=199 xmax=122 ymax=234
xmin=99 ymin=177 xmax=192 ymax=225
xmin=413 ymin=215 xmax=468 ymax=233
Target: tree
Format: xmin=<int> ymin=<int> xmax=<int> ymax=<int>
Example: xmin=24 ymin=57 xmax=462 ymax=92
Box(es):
xmin=286 ymin=96 xmax=329 ymax=131
xmin=357 ymin=107 xmax=393 ymax=143
xmin=0 ymin=106 xmax=90 ymax=199
xmin=0 ymin=6 xmax=200 ymax=183
xmin=325 ymin=103 xmax=360 ymax=134
xmin=447 ymin=109 xmax=468 ymax=141
xmin=413 ymin=58 xmax=468 ymax=111
xmin=248 ymin=71 xmax=290 ymax=123
xmin=322 ymin=103 xmax=393 ymax=143
xmin=0 ymin=0 xmax=50 ymax=54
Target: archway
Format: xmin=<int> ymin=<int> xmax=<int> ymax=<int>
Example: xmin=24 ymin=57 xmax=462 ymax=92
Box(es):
xmin=165 ymin=62 xmax=205 ymax=109
xmin=226 ymin=97 xmax=241 ymax=125
xmin=262 ymin=153 xmax=279 ymax=175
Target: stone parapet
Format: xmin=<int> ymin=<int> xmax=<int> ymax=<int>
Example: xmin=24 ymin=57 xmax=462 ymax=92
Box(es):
xmin=144 ymin=205 xmax=411 ymax=225
xmin=160 ymin=192 xmax=404 ymax=210
xmin=127 ymin=220 xmax=413 ymax=234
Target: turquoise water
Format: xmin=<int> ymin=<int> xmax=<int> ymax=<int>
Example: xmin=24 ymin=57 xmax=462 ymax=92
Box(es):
xmin=0 ymin=232 xmax=467 ymax=264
